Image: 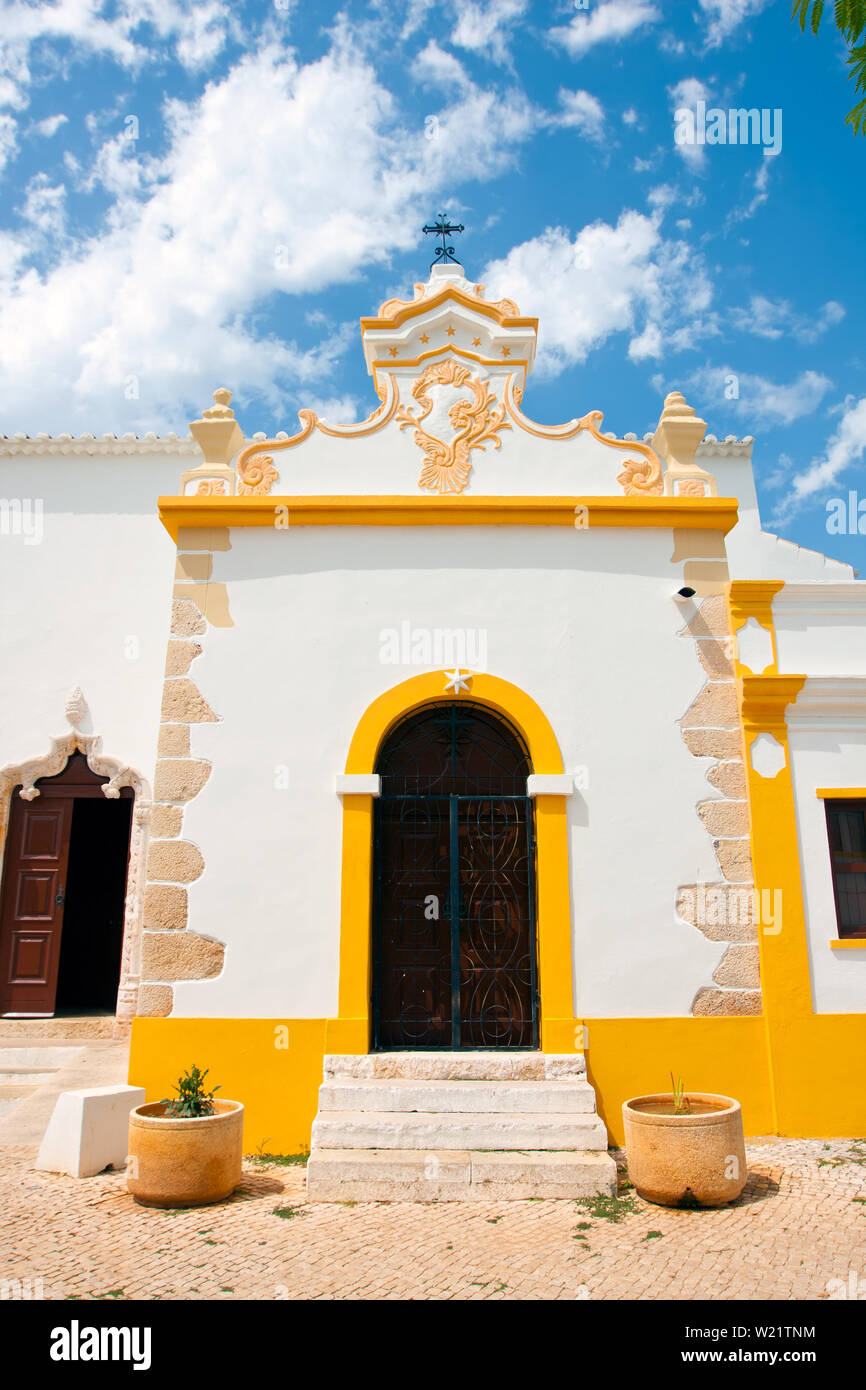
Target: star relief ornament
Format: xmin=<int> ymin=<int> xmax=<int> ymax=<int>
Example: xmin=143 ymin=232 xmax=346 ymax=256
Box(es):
xmin=444 ymin=669 xmax=472 ymax=694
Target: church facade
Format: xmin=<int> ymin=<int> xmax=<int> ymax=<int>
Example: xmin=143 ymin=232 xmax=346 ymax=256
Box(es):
xmin=1 ymin=260 xmax=865 ymax=1154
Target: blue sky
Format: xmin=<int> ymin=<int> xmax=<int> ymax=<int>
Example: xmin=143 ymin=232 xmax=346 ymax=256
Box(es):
xmin=0 ymin=0 xmax=863 ymax=565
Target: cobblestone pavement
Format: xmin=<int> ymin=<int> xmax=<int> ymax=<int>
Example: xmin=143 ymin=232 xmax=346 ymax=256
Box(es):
xmin=2 ymin=1138 xmax=864 ymax=1301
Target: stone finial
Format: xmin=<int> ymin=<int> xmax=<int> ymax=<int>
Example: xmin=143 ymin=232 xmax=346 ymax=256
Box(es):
xmin=653 ymin=392 xmax=706 ymax=468
xmin=188 ymin=388 xmax=244 ymax=466
xmin=179 ymin=388 xmax=243 ymax=497
xmin=65 ymin=685 xmax=88 ymax=729
xmin=652 ymin=391 xmax=717 ymax=499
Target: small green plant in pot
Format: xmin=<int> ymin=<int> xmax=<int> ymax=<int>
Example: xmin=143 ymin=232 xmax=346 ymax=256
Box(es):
xmin=128 ymin=1063 xmax=244 ymax=1209
xmin=161 ymin=1064 xmax=219 ymax=1118
xmin=670 ymin=1072 xmax=691 ymax=1116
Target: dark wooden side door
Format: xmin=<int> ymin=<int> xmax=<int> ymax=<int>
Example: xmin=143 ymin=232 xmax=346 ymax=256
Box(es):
xmin=0 ymin=753 xmax=124 ymax=1017
xmin=0 ymin=793 xmax=73 ymax=1015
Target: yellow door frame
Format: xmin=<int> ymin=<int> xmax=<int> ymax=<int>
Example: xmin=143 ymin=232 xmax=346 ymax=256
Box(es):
xmin=325 ymin=671 xmax=576 ymax=1054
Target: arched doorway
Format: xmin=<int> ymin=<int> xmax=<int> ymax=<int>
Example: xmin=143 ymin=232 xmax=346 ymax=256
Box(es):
xmin=0 ymin=753 xmax=133 ymax=1017
xmin=373 ymin=702 xmax=538 ymax=1050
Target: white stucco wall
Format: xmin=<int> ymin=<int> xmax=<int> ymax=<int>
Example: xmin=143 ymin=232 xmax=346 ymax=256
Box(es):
xmin=0 ymin=450 xmax=181 ymax=792
xmin=773 ymin=587 xmax=866 ymax=675
xmin=708 ymin=453 xmax=855 ymax=583
xmin=171 ymin=523 xmax=726 ymax=1020
xmin=4 ymin=389 xmax=863 ymax=1029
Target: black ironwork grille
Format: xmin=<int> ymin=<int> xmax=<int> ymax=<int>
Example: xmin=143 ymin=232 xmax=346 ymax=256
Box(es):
xmin=373 ymin=704 xmax=538 ymax=1050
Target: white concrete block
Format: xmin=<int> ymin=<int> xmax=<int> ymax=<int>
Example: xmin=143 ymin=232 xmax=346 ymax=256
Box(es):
xmin=35 ymin=1085 xmax=145 ymax=1178
xmin=335 ymin=773 xmax=381 ymax=796
xmin=526 ymin=774 xmax=575 ymax=797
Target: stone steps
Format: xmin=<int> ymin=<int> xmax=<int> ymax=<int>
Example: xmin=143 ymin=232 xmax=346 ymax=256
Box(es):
xmin=312 ymin=1108 xmax=608 ymax=1151
xmin=306 ymin=1148 xmax=616 ymax=1202
xmin=323 ymin=1052 xmax=586 ymax=1081
xmin=307 ymin=1052 xmax=616 ymax=1201
xmin=318 ymin=1078 xmax=598 ymax=1114
xmin=0 ymin=1015 xmax=119 ymax=1041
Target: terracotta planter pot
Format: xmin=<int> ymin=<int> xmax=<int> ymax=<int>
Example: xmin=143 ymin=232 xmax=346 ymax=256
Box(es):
xmin=127 ymin=1100 xmax=244 ymax=1208
xmin=623 ymin=1093 xmax=747 ymax=1208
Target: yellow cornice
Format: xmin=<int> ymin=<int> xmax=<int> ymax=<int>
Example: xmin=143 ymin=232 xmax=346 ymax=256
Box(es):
xmin=729 ymin=580 xmax=785 ymax=627
xmin=740 ymin=674 xmax=807 ymax=734
xmin=158 ymin=493 xmax=740 ymax=541
xmin=816 ymin=788 xmax=866 ymax=799
xmin=360 ymin=285 xmax=538 ymax=333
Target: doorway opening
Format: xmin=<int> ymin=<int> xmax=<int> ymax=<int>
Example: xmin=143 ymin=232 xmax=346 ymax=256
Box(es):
xmin=372 ymin=702 xmax=538 ymax=1051
xmin=0 ymin=753 xmax=133 ymax=1017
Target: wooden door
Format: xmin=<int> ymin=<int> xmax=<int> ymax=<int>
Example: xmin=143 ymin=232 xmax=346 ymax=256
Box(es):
xmin=0 ymin=793 xmax=73 ymax=1015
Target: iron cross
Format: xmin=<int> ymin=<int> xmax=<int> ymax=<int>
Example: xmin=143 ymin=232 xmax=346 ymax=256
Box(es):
xmin=422 ymin=213 xmax=465 ymax=267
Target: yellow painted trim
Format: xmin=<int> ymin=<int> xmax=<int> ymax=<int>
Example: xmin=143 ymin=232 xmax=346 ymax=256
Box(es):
xmin=728 ymin=580 xmax=785 ymax=676
xmin=336 ymin=671 xmax=573 ymax=1054
xmin=582 ymin=1017 xmax=773 ymax=1146
xmin=740 ymin=673 xmax=807 ymax=734
xmin=360 ymin=284 xmax=538 ymax=333
xmin=344 ymin=672 xmax=564 ymax=776
xmin=129 ymin=1018 xmax=328 ymax=1155
xmin=816 ymin=788 xmax=866 ymax=799
xmin=739 ymin=669 xmax=808 ymax=1134
xmin=158 ymin=494 xmax=740 ymax=542
xmin=130 ymin=1008 xmax=866 ymax=1149
xmin=739 ymin=643 xmax=866 ymax=1135
xmin=829 ymin=939 xmax=866 ymax=950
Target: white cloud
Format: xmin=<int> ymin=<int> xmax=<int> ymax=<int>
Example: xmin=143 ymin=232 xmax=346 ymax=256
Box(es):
xmin=696 ymin=0 xmax=771 ymax=49
xmin=0 ymin=0 xmax=233 ymax=115
xmin=770 ymin=395 xmax=866 ymax=524
xmin=648 ymin=183 xmax=676 ymax=208
xmin=729 ymin=295 xmax=845 ymax=344
xmin=299 ymin=393 xmax=363 ymax=425
xmin=628 ymin=320 xmax=663 ymax=359
xmin=686 ymin=365 xmax=833 ymax=428
xmin=481 ymin=211 xmax=713 ymax=376
xmin=411 ymin=39 xmax=472 ymax=91
xmin=21 ymin=173 xmax=67 ymax=239
xmin=669 ymin=77 xmax=712 ymax=168
xmin=399 ymin=0 xmax=438 ymax=41
xmin=551 ymin=0 xmax=659 ymax=58
xmin=556 ymin=89 xmax=606 ymax=143
xmin=622 ymin=107 xmax=639 ymax=126
xmin=81 ymin=130 xmax=161 ymax=197
xmin=0 ymin=113 xmax=18 ymax=173
xmin=450 ymin=0 xmax=529 ymax=65
xmin=30 ymin=112 xmax=68 ymax=138
xmin=725 ymin=158 xmax=773 ymax=225
xmin=0 ymin=40 xmax=539 ymax=432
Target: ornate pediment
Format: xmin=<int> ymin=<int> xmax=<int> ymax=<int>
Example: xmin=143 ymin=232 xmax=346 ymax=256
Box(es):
xmin=360 ymin=262 xmax=537 ymax=384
